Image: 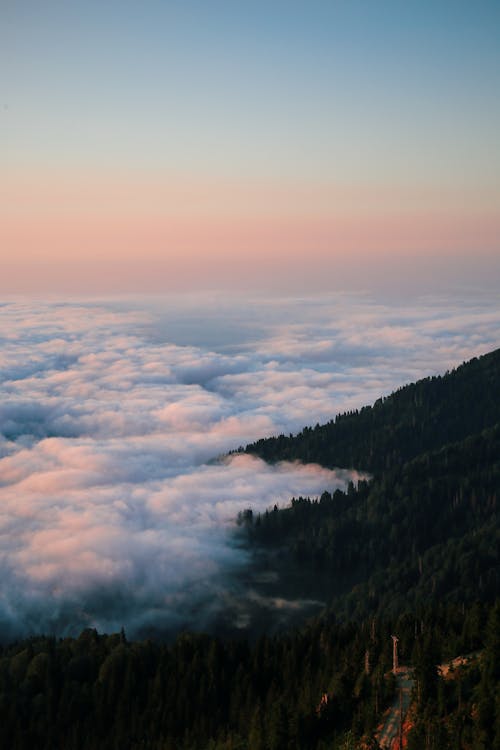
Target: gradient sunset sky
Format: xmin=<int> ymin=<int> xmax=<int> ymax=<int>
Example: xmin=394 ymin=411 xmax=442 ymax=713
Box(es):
xmin=1 ymin=0 xmax=499 ymax=294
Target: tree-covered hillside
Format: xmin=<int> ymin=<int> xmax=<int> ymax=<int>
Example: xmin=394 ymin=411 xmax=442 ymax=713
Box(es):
xmin=244 ymin=347 xmax=500 ymax=473
xmin=231 ymin=346 xmax=499 ymax=747
xmin=240 ymin=424 xmax=499 ymax=619
xmin=239 ymin=348 xmax=499 ymax=620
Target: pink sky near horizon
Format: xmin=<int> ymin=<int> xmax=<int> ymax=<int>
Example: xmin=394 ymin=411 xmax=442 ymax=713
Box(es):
xmin=2 ymin=171 xmax=498 ymax=294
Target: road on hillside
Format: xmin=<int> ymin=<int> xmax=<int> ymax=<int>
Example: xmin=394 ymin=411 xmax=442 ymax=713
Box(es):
xmin=377 ymin=668 xmax=414 ymax=749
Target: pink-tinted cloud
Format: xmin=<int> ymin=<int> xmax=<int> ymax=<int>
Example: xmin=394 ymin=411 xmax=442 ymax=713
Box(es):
xmin=0 ymin=293 xmax=498 ymax=638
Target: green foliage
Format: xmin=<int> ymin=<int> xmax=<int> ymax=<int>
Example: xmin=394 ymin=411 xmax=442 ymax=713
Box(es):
xmin=0 ymin=615 xmax=401 ymax=750
xmin=240 ymin=424 xmax=499 ymax=621
xmin=1 ymin=603 xmax=497 ymax=749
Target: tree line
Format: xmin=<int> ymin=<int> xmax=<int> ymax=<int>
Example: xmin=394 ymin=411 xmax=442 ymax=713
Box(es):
xmin=1 ymin=601 xmax=498 ymax=749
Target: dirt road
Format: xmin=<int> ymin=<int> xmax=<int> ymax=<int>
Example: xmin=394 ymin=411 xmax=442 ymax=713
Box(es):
xmin=377 ymin=668 xmax=414 ymax=749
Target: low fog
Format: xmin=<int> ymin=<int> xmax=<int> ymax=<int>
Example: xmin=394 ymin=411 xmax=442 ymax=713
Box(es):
xmin=0 ymin=293 xmax=498 ymax=640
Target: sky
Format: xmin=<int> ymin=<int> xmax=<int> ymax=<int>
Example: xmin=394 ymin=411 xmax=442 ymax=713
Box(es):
xmin=0 ymin=292 xmax=499 ymax=639
xmin=1 ymin=0 xmax=499 ymax=294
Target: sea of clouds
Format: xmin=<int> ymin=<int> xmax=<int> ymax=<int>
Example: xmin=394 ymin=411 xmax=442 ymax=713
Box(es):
xmin=0 ymin=291 xmax=499 ymax=640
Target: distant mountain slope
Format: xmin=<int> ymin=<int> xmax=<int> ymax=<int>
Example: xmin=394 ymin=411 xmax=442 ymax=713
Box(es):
xmin=244 ymin=347 xmax=500 ymax=472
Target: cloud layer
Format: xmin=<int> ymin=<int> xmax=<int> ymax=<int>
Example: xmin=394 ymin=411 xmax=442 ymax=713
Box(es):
xmin=0 ymin=293 xmax=499 ymax=639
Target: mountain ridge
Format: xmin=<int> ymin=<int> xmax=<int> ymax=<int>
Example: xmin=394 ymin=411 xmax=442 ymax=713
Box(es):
xmin=238 ymin=348 xmax=500 ymax=620
xmin=244 ymin=346 xmax=500 ymax=473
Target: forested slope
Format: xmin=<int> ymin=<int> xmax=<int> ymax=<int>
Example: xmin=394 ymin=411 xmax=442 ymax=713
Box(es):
xmin=240 ymin=348 xmax=500 ymax=618
xmin=230 ymin=346 xmax=500 ymax=747
xmin=242 ymin=424 xmax=499 ymax=618
xmin=244 ymin=347 xmax=500 ymax=472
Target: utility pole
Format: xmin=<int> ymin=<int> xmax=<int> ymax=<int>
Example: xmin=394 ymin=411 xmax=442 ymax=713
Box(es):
xmin=391 ymin=635 xmax=399 ymax=675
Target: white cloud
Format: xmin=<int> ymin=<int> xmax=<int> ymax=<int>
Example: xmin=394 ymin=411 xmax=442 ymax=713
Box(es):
xmin=0 ymin=292 xmax=498 ymax=638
